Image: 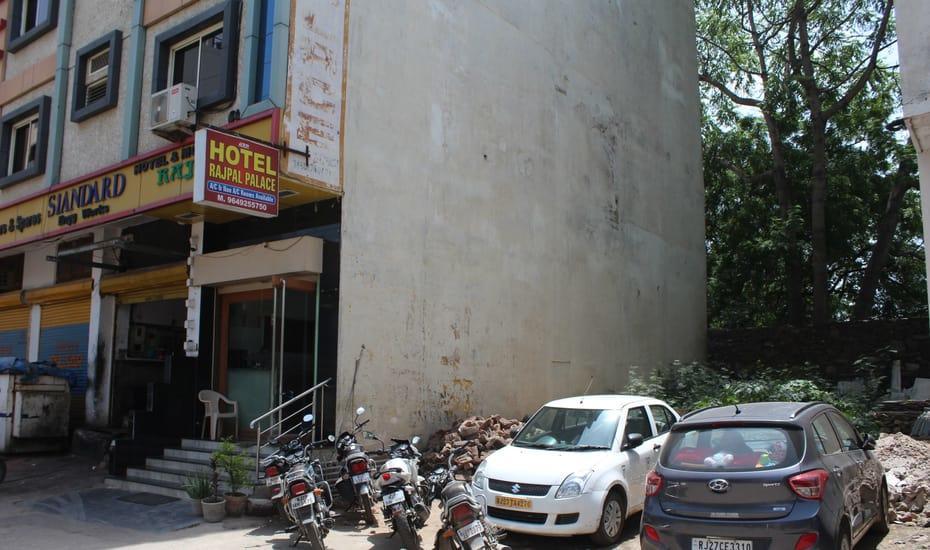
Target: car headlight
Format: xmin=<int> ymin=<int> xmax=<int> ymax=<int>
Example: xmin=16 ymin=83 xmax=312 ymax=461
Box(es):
xmin=472 ymin=461 xmax=488 ymax=490
xmin=555 ymin=471 xmax=592 ymax=499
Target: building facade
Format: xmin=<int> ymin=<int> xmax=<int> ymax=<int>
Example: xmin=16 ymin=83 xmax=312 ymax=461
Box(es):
xmin=897 ymin=1 xmax=930 ymax=324
xmin=0 ymin=0 xmax=705 ymax=442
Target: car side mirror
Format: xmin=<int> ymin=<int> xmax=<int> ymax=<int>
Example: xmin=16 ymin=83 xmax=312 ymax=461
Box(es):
xmin=861 ymin=434 xmax=876 ymax=451
xmin=624 ymin=433 xmax=644 ymax=450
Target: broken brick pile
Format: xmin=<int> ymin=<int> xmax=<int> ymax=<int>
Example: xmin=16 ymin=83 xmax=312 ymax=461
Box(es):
xmin=423 ymin=415 xmax=524 ymax=474
xmin=875 ymin=432 xmax=930 ymax=527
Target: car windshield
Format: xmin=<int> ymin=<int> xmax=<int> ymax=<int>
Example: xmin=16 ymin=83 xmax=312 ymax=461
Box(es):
xmin=661 ymin=425 xmax=805 ymax=472
xmin=512 ymin=407 xmax=621 ymax=450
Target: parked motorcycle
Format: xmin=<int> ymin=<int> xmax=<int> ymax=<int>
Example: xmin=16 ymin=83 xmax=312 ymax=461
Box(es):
xmin=371 ymin=433 xmax=430 ymax=550
xmin=427 ymin=447 xmax=509 ymax=550
xmin=333 ymin=406 xmax=377 ymax=525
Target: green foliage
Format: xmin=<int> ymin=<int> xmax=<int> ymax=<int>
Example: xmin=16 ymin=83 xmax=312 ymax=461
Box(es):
xmin=212 ymin=439 xmax=251 ymax=495
xmin=627 ymin=361 xmax=883 ymax=434
xmin=182 ymin=473 xmax=211 ymax=500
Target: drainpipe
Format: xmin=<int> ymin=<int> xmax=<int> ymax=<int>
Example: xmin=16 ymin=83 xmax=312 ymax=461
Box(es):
xmin=44 ymin=0 xmax=75 ymax=187
xmin=121 ymin=0 xmax=146 ymax=158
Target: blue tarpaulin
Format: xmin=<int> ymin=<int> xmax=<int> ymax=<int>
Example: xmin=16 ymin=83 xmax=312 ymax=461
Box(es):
xmin=0 ymin=357 xmax=72 ymax=385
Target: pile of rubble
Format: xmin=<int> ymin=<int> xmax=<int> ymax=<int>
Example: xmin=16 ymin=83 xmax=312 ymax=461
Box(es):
xmin=423 ymin=415 xmax=523 ymax=474
xmin=875 ymin=432 xmax=930 ymax=527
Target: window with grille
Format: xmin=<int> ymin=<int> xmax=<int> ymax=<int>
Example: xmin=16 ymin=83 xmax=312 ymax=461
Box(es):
xmin=71 ymin=31 xmax=122 ymax=123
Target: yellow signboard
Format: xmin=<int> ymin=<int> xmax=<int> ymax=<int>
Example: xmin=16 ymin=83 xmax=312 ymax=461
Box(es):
xmin=0 ymin=113 xmax=275 ymax=252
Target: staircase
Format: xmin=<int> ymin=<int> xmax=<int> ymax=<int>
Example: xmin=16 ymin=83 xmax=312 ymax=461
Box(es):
xmin=104 ymin=439 xmax=268 ymax=499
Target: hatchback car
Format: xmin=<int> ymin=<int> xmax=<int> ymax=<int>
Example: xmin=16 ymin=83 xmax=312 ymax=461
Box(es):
xmin=472 ymin=395 xmax=680 ymax=546
xmin=641 ymin=401 xmax=889 ymax=550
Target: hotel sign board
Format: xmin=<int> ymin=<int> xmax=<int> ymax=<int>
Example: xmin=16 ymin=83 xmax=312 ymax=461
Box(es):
xmin=193 ymin=129 xmax=280 ymax=218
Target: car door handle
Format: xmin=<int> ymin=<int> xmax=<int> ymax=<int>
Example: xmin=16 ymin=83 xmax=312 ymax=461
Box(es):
xmin=653 ymin=443 xmax=662 ymax=451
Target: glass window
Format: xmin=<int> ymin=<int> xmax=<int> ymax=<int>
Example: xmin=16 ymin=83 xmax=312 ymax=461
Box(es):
xmin=512 ymin=406 xmax=622 ymax=450
xmin=20 ymin=0 xmax=51 ymax=34
xmin=662 ymin=425 xmax=804 ymax=471
xmin=650 ymin=405 xmax=676 ymax=435
xmin=254 ymin=0 xmax=276 ymax=101
xmin=169 ymin=25 xmax=224 ymax=96
xmin=8 ymin=0 xmax=57 ymax=52
xmin=828 ymin=412 xmax=861 ymax=452
xmin=624 ymin=406 xmax=654 ymax=440
xmin=811 ymin=414 xmax=842 ymax=455
xmin=9 ymin=116 xmax=38 ymax=174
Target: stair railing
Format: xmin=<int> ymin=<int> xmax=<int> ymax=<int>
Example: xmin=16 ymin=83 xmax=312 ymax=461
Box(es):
xmin=249 ymin=377 xmax=331 ymax=476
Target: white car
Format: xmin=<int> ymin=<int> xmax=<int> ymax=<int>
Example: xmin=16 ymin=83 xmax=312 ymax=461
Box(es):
xmin=471 ymin=395 xmax=679 ymax=546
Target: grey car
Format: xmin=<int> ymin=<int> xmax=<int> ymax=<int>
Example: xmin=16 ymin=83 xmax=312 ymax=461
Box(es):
xmin=640 ymin=402 xmax=889 ymax=550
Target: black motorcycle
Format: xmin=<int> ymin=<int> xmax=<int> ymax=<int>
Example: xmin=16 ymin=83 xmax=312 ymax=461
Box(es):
xmin=428 ymin=448 xmax=509 ymax=550
xmin=333 ymin=406 xmax=377 ymax=525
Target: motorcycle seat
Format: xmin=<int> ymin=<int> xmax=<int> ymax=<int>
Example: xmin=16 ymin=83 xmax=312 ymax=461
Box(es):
xmin=440 ymin=480 xmax=470 ymax=502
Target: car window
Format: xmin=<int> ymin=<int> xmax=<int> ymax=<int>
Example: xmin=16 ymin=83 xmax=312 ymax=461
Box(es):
xmin=663 ymin=425 xmax=804 ymax=471
xmin=650 ymin=405 xmax=675 ymax=435
xmin=811 ymin=414 xmax=842 ymax=455
xmin=624 ymin=406 xmax=654 ymax=441
xmin=828 ymin=412 xmax=861 ymax=452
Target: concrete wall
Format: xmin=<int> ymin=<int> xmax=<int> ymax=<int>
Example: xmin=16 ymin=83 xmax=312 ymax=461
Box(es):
xmin=896 ymin=0 xmax=930 ymax=325
xmin=337 ymin=0 xmax=706 ymax=438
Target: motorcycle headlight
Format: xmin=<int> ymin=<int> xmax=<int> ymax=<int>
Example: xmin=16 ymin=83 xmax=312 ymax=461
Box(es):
xmin=555 ymin=471 xmax=592 ymax=499
xmin=472 ymin=461 xmax=488 ymax=490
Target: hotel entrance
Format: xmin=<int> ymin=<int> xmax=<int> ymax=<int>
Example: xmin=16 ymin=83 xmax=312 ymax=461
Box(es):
xmin=216 ymin=279 xmax=318 ymax=437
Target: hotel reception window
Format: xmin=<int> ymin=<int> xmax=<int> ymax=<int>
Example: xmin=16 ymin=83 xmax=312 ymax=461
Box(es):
xmin=0 ymin=96 xmax=51 ymax=188
xmin=7 ymin=0 xmax=58 ymax=53
xmin=153 ymin=1 xmax=240 ymax=110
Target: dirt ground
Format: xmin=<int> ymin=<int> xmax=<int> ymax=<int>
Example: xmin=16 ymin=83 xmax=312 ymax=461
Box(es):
xmin=0 ymin=453 xmax=927 ymax=549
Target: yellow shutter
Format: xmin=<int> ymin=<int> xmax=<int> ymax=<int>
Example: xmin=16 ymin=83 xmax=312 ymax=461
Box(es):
xmin=99 ymin=263 xmax=188 ymax=304
xmin=0 ymin=306 xmax=29 ymax=330
xmin=41 ymin=299 xmax=91 ymax=328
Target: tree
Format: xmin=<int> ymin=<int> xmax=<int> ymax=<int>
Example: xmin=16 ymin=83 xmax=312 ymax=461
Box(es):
xmin=698 ymin=0 xmax=925 ymax=327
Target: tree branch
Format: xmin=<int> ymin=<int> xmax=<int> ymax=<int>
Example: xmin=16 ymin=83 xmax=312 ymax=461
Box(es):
xmin=698 ymin=73 xmax=762 ymax=107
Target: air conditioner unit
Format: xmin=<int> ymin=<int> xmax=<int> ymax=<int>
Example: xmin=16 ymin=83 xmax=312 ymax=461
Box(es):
xmin=84 ymin=50 xmax=109 ymax=105
xmin=150 ymin=83 xmax=197 ymax=140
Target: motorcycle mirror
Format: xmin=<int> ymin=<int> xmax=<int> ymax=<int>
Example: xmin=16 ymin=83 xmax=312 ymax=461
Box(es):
xmin=327 ymin=434 xmax=336 ymax=442
xmin=355 ymin=406 xmax=366 ymax=416
xmin=411 ymin=436 xmax=421 ymax=445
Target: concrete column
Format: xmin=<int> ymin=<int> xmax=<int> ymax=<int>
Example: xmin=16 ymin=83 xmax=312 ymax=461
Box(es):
xmin=86 ymin=226 xmax=120 ymax=426
xmin=184 ymin=221 xmax=204 ymax=358
xmin=22 ymin=244 xmax=57 ymax=362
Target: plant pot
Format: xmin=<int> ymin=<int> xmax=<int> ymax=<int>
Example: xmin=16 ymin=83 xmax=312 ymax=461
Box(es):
xmin=202 ymin=497 xmax=226 ymax=523
xmin=189 ymin=497 xmax=203 ymax=516
xmin=225 ymin=492 xmax=248 ymax=517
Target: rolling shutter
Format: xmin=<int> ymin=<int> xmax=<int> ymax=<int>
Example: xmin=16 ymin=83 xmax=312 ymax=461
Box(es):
xmin=0 ymin=290 xmax=28 ymax=357
xmin=100 ymin=263 xmax=188 ymax=304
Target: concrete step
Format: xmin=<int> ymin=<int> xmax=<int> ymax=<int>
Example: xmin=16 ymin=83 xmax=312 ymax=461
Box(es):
xmin=104 ymin=476 xmax=189 ymax=500
xmin=125 ymin=467 xmax=256 ymax=491
xmin=180 ymin=438 xmax=275 ymax=457
xmin=163 ymin=447 xmax=258 ymax=466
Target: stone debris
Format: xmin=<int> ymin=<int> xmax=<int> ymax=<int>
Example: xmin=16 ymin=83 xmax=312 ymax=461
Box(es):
xmin=423 ymin=415 xmax=523 ymax=473
xmin=876 ymin=432 xmax=930 ymax=526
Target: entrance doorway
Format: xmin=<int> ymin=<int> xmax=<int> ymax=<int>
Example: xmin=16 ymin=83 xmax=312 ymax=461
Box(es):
xmin=217 ymin=280 xmax=318 ymax=437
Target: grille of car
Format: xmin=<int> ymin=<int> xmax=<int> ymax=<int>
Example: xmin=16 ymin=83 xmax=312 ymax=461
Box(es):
xmin=488 ymin=479 xmax=550 ymax=496
xmin=487 ymin=506 xmax=548 ymax=524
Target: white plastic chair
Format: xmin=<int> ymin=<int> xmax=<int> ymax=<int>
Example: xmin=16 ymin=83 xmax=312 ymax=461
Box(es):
xmin=199 ymin=389 xmax=239 ymax=441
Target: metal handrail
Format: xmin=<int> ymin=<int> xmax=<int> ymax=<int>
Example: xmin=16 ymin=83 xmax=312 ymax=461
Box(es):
xmin=249 ymin=378 xmax=330 ymax=429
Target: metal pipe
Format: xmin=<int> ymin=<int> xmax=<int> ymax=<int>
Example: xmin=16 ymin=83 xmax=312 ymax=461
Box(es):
xmin=278 ymin=279 xmax=287 ymax=430
xmin=313 ymin=277 xmax=321 ymax=438
xmin=270 ymin=285 xmax=278 ymax=435
xmin=249 ymin=378 xmax=330 ymax=428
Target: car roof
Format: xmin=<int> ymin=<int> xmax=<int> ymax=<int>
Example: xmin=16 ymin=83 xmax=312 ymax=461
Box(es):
xmin=678 ymin=401 xmax=833 ymax=424
xmin=542 ymin=394 xmax=661 ymax=410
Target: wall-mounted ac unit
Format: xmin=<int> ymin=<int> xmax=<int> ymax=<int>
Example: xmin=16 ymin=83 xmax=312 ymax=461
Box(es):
xmin=84 ymin=50 xmax=109 ymax=105
xmin=151 ymin=83 xmax=197 ymax=140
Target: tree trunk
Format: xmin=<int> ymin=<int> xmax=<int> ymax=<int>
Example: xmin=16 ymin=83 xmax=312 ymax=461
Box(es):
xmin=852 ymin=163 xmax=917 ymax=319
xmin=762 ymin=112 xmax=805 ymax=325
xmin=810 ymin=116 xmax=830 ymax=324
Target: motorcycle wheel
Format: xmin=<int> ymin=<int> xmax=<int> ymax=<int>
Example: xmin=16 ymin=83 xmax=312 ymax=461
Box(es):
xmin=302 ymin=521 xmax=326 ymax=550
xmin=394 ymin=514 xmax=421 ymax=550
xmin=360 ymin=492 xmax=377 ymax=526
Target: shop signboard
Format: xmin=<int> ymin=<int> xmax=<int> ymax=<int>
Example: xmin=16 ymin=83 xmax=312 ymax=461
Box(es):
xmin=193 ymin=128 xmax=280 ymax=218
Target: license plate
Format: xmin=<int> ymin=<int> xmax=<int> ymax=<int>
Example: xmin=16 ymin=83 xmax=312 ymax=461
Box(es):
xmin=495 ymin=495 xmax=532 ymax=509
xmin=352 ymin=473 xmax=370 ymax=484
xmin=456 ymin=520 xmax=484 ymax=540
xmin=383 ymin=491 xmax=405 ymax=506
xmin=291 ymin=493 xmax=315 ymax=509
xmin=265 ymin=475 xmax=280 ymax=486
xmin=692 ymin=538 xmax=753 ymax=550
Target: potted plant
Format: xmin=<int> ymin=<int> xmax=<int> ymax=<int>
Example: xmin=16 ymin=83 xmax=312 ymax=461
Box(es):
xmin=201 ymin=456 xmax=227 ymax=523
xmin=182 ymin=473 xmax=210 ymax=516
xmin=214 ymin=439 xmax=251 ymax=517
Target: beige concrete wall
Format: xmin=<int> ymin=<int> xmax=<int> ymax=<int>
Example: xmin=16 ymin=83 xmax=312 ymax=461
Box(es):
xmin=337 ymin=0 xmax=706 ymax=438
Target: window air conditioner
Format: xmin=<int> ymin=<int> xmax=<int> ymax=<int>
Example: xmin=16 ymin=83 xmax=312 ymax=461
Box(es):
xmin=85 ymin=50 xmax=109 ymax=105
xmin=151 ymin=83 xmax=197 ymax=140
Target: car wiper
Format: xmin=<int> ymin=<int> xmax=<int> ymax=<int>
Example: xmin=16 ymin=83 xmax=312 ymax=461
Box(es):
xmin=565 ymin=445 xmax=611 ymax=451
xmin=513 ymin=442 xmax=555 ymax=449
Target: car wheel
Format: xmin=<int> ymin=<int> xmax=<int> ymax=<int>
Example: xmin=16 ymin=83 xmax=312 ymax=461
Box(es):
xmin=589 ymin=491 xmax=626 ymax=547
xmin=872 ymin=483 xmax=890 ymax=535
xmin=838 ymin=525 xmax=851 ymax=550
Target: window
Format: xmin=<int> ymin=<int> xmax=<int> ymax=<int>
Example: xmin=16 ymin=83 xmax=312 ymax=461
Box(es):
xmin=254 ymin=0 xmax=275 ymax=102
xmin=55 ymin=235 xmax=94 ymax=283
xmin=650 ymin=405 xmax=676 ymax=435
xmin=0 ymin=96 xmax=50 ymax=188
xmin=624 ymin=407 xmax=654 ymax=441
xmin=511 ymin=406 xmax=622 ymax=450
xmin=662 ymin=426 xmax=805 ymax=471
xmin=828 ymin=412 xmax=861 ymax=452
xmin=153 ymin=1 xmax=240 ymax=110
xmin=7 ymin=0 xmax=58 ymax=53
xmin=812 ymin=414 xmax=842 ymax=455
xmin=0 ymin=254 xmax=24 ymax=292
xmin=71 ymin=31 xmax=123 ymax=123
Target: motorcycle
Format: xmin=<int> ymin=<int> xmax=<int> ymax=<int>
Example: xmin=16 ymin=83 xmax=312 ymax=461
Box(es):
xmin=371 ymin=433 xmax=430 ymax=550
xmin=333 ymin=406 xmax=377 ymax=525
xmin=428 ymin=448 xmax=510 ymax=550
